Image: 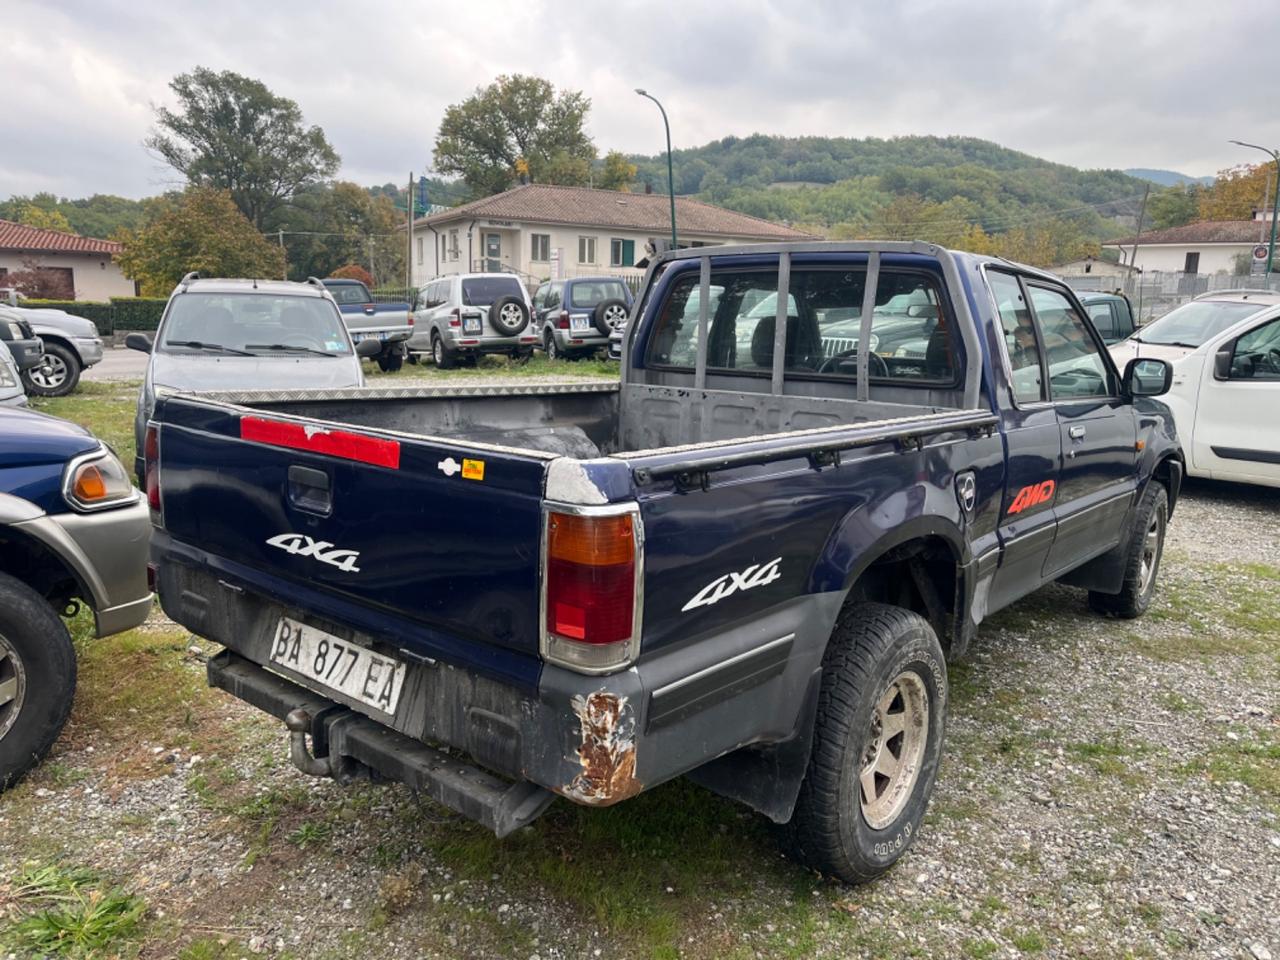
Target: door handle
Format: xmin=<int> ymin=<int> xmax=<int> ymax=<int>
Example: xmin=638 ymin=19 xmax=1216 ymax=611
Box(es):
xmin=1068 ymin=425 xmax=1087 ymax=440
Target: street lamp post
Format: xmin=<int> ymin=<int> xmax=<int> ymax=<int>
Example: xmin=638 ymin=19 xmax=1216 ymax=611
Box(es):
xmin=636 ymin=89 xmax=677 ymax=249
xmin=1229 ymin=139 xmax=1280 ymax=276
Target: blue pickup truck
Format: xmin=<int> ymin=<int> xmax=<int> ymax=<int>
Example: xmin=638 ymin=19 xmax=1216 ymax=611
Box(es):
xmin=321 ymin=278 xmax=413 ymax=373
xmin=148 ymin=242 xmax=1182 ymax=883
xmin=0 ymin=407 xmax=152 ymax=789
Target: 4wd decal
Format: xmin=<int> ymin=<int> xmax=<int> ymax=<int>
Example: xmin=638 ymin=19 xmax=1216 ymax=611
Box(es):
xmin=1007 ymin=480 xmax=1056 ymax=515
xmin=266 ymin=533 xmax=362 ymax=573
xmin=682 ymin=558 xmax=782 ymax=612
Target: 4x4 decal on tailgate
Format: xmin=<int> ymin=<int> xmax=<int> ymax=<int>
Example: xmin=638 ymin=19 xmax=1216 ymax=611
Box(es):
xmin=266 ymin=533 xmax=362 ymax=573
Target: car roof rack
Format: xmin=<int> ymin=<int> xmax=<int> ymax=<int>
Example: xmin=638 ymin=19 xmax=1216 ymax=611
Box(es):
xmin=305 ymin=276 xmax=328 ymax=295
xmin=179 ymin=271 xmax=201 ymax=289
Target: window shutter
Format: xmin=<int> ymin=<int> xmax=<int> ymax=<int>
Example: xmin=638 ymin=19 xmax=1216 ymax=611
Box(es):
xmin=622 ymin=239 xmax=635 ymax=266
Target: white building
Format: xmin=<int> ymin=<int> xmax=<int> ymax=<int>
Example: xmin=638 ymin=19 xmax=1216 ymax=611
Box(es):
xmin=1102 ymin=218 xmax=1276 ymax=275
xmin=409 ymin=183 xmax=811 ymax=288
xmin=0 ymin=219 xmax=135 ymax=300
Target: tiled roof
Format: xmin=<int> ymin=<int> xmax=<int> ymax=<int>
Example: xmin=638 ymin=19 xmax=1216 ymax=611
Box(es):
xmin=0 ymin=219 xmax=122 ymax=254
xmin=413 ymin=183 xmax=812 ymax=240
xmin=1102 ymin=220 xmax=1270 ymax=247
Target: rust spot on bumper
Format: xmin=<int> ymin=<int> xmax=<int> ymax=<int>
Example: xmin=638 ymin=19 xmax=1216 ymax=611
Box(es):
xmin=562 ymin=689 xmax=642 ymax=805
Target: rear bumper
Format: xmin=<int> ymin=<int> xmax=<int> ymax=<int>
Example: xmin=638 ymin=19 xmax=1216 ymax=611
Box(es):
xmin=549 ymin=327 xmax=609 ymax=351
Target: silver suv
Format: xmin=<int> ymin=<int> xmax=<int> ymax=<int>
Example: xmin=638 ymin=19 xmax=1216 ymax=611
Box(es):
xmin=409 ymin=273 xmax=536 ymax=368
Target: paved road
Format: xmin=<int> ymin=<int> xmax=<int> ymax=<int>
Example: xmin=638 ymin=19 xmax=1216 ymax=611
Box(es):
xmin=83 ymin=347 xmax=148 ymax=382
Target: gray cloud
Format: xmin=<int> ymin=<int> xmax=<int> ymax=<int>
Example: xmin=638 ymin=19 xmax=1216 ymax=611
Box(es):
xmin=3 ymin=0 xmax=1278 ymax=200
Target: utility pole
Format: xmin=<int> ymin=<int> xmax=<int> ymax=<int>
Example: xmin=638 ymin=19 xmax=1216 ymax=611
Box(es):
xmin=407 ymin=170 xmax=414 ymax=292
xmin=278 ymin=229 xmax=286 ymax=280
xmin=1127 ymin=184 xmax=1150 ymax=295
xmin=367 ymin=237 xmax=376 ymax=286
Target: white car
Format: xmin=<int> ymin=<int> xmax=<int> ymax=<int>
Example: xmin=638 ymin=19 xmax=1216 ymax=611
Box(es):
xmin=1109 ymin=290 xmax=1280 ymax=488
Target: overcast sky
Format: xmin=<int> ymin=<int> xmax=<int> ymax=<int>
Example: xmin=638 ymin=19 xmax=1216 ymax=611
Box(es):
xmin=4 ymin=0 xmax=1279 ymax=200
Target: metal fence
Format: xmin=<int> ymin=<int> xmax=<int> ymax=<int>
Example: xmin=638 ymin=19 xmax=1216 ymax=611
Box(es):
xmin=1062 ymin=272 xmax=1280 ymax=322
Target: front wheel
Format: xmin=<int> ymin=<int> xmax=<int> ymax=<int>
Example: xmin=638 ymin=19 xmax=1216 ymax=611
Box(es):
xmin=782 ymin=602 xmax=947 ymax=883
xmin=22 ymin=342 xmax=82 ymax=397
xmin=1088 ymin=482 xmax=1167 ymax=618
xmin=0 ymin=572 xmax=77 ymax=792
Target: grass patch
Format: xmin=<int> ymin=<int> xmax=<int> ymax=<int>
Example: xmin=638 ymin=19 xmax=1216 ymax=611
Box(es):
xmin=31 ymin=379 xmax=141 ymax=468
xmin=2 ymin=862 xmax=147 ymax=958
xmin=1183 ymin=729 xmax=1280 ymax=808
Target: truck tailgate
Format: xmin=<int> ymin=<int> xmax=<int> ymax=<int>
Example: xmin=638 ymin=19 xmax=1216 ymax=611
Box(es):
xmin=155 ymin=397 xmax=550 ymax=673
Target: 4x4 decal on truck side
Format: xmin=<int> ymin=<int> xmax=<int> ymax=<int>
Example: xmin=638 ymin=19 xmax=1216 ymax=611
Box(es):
xmin=1007 ymin=480 xmax=1056 ymax=515
xmin=682 ymin=558 xmax=782 ymax=612
xmin=266 ymin=533 xmax=362 ymax=573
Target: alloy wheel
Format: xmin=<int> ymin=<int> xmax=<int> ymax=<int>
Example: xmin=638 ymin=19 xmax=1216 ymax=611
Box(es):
xmin=29 ymin=354 xmax=68 ymax=390
xmin=859 ymin=671 xmax=929 ymax=830
xmin=0 ymin=632 xmax=26 ymax=744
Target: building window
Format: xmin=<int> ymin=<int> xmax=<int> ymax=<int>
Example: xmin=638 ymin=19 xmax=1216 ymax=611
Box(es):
xmin=416 ymin=237 xmax=423 ymax=265
xmin=610 ymin=238 xmax=635 ymax=267
xmin=1183 ymin=251 xmax=1200 ymax=273
xmin=449 ymin=229 xmax=459 ymax=262
xmin=531 ymin=233 xmax=550 ymax=262
xmin=578 ymin=236 xmax=597 ymax=265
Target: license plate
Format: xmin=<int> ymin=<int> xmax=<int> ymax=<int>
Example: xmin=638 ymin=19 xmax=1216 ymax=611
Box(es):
xmin=463 ymin=317 xmax=482 ymax=334
xmin=269 ymin=617 xmax=407 ymax=715
xmin=353 ymin=331 xmax=389 ymax=343
xmin=570 ymin=316 xmax=590 ymax=332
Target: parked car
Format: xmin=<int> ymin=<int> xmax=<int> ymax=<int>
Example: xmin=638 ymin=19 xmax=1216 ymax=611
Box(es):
xmin=0 ymin=307 xmax=45 ymax=374
xmin=410 ymin=273 xmax=538 ymax=368
xmin=533 ymin=277 xmax=633 ymax=360
xmin=0 ymin=341 xmax=28 ymax=407
xmin=320 ymin=278 xmax=413 ymax=373
xmin=147 ymin=242 xmax=1180 ymax=884
xmin=1076 ymin=291 xmax=1136 ymax=344
xmin=0 ymin=405 xmax=152 ymax=790
xmin=126 ymin=274 xmax=378 ymax=482
xmin=1109 ymin=289 xmax=1280 ymax=487
xmin=11 ymin=305 xmax=104 ymax=397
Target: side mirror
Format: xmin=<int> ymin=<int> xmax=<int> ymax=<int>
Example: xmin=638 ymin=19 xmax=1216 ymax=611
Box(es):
xmin=1213 ymin=345 xmax=1233 ymax=380
xmin=355 ymin=338 xmax=382 ymax=359
xmin=125 ymin=332 xmax=153 ymax=354
xmin=1123 ymin=357 xmax=1172 ymax=397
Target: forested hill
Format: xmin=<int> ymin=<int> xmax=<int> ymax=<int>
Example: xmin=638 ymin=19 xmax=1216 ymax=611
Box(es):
xmin=626 ymin=134 xmax=1149 ymax=248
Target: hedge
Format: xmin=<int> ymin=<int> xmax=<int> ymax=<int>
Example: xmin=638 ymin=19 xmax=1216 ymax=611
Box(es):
xmin=21 ymin=297 xmax=168 ymax=335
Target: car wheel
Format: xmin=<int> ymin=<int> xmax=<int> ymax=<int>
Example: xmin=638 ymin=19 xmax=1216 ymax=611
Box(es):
xmin=407 ymin=353 xmax=420 ymax=365
xmin=592 ymin=299 xmax=628 ymax=336
xmin=0 ymin=572 xmax=77 ymax=793
xmin=544 ymin=332 xmax=561 ymax=361
xmin=431 ymin=334 xmax=455 ymax=370
xmin=1088 ymin=482 xmax=1167 ymax=619
xmin=22 ymin=342 xmax=81 ymax=398
xmin=489 ymin=296 xmax=529 ymax=336
xmin=377 ymin=350 xmax=404 ymax=373
xmin=781 ymin=602 xmax=946 ymax=884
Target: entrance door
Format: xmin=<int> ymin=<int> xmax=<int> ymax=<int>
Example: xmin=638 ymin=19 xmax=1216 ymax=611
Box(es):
xmin=484 ymin=233 xmax=501 ymax=272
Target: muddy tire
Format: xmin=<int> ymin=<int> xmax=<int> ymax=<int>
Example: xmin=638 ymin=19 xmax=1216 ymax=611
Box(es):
xmin=1088 ymin=482 xmax=1167 ymax=619
xmin=781 ymin=602 xmax=947 ymax=884
xmin=0 ymin=572 xmax=77 ymax=793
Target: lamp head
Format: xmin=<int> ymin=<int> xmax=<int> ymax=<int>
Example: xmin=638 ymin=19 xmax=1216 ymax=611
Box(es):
xmin=635 ymin=88 xmax=646 ymax=96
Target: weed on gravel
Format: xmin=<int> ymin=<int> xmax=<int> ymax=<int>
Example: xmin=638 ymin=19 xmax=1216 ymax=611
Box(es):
xmin=1 ymin=861 xmax=147 ymax=957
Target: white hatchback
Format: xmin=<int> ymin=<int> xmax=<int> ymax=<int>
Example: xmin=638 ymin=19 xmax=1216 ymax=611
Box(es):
xmin=1109 ymin=290 xmax=1280 ymax=488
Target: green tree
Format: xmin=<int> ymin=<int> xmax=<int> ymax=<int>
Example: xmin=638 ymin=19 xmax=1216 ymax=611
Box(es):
xmin=279 ymin=181 xmax=405 ymax=283
xmin=14 ymin=202 xmax=74 ymax=233
xmin=1148 ymin=184 xmax=1200 ymax=230
xmin=147 ymin=67 xmax=340 ymax=229
xmin=434 ymin=75 xmax=595 ymax=197
xmin=116 ymin=186 xmax=285 ymax=296
xmin=598 ymin=150 xmax=637 ymax=192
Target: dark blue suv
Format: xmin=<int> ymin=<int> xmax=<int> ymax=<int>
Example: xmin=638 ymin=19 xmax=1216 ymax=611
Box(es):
xmin=532 ymin=276 xmax=633 ymax=360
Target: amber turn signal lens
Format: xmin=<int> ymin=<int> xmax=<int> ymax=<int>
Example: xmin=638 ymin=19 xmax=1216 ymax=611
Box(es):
xmin=73 ymin=464 xmax=108 ymax=501
xmin=547 ymin=513 xmax=634 ymax=566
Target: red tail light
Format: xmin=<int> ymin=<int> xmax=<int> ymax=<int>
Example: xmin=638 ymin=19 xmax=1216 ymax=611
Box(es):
xmin=542 ymin=508 xmax=641 ymax=673
xmin=449 ymin=307 xmax=461 ymax=328
xmin=407 ymin=312 xmax=414 ymax=326
xmin=557 ymin=310 xmax=570 ymax=330
xmin=144 ymin=423 xmax=162 ymax=525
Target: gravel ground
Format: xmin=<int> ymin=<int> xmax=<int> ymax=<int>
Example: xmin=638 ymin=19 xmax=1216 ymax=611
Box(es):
xmin=1 ymin=477 xmax=1277 ymax=960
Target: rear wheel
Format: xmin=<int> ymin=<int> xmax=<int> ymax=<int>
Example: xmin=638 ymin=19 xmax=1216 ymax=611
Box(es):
xmin=544 ymin=332 xmax=561 ymax=361
xmin=431 ymin=333 xmax=455 ymax=370
xmin=781 ymin=602 xmax=947 ymax=883
xmin=0 ymin=572 xmax=77 ymax=793
xmin=22 ymin=342 xmax=81 ymax=398
xmin=1088 ymin=482 xmax=1167 ymax=619
xmin=376 ymin=348 xmax=404 ymax=373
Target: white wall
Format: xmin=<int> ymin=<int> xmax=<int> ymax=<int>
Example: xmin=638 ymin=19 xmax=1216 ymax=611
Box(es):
xmin=0 ymin=252 xmax=135 ymax=300
xmin=1109 ymin=243 xmax=1251 ymax=274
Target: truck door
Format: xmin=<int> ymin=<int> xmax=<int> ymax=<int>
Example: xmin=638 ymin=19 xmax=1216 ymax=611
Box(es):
xmin=1193 ymin=315 xmax=1280 ymax=484
xmin=984 ymin=271 xmax=1062 ymax=611
xmin=1026 ymin=283 xmax=1137 ymax=577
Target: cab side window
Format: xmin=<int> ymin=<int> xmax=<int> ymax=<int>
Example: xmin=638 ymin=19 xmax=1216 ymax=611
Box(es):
xmin=1229 ymin=318 xmax=1280 ymax=380
xmin=1085 ymin=302 xmax=1116 ymax=341
xmin=1027 ymin=285 xmax=1114 ymax=399
xmin=987 ymin=271 xmax=1045 ymax=404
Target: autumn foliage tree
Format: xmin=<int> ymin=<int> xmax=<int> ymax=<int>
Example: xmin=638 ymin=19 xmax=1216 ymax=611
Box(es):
xmin=328 ymin=264 xmax=374 ymax=286
xmin=116 ymin=187 xmax=285 ymax=296
xmin=0 ymin=257 xmax=75 ymax=298
xmin=1199 ymin=163 xmax=1273 ymax=220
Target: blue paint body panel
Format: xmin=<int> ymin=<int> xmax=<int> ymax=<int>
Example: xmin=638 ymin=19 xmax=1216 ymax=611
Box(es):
xmin=0 ymin=406 xmax=99 ymax=515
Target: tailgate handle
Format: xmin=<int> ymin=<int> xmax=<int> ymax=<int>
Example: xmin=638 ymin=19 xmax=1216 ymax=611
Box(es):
xmin=288 ymin=465 xmax=332 ymax=516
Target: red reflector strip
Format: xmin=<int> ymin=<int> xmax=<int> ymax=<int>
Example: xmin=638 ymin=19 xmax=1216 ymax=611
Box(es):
xmin=240 ymin=416 xmax=401 ymax=469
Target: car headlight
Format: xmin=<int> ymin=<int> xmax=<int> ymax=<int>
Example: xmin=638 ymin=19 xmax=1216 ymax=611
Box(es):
xmin=3 ymin=320 xmax=22 ymax=340
xmin=63 ymin=446 xmax=137 ymax=512
xmin=0 ymin=360 xmax=14 ymax=387
xmin=867 ymin=333 xmax=880 ymax=353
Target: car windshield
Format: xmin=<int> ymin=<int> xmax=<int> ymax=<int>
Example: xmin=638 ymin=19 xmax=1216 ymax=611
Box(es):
xmin=1137 ymin=300 xmax=1265 ymax=347
xmin=158 ymin=293 xmax=352 ymax=355
xmin=461 ymin=277 xmax=524 ymax=306
xmin=326 ymin=283 xmax=371 ymax=305
xmin=569 ymin=280 xmax=629 ymax=309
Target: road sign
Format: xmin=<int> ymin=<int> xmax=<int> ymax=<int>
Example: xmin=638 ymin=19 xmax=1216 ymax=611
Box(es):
xmin=1254 ymin=244 xmax=1269 ymax=260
